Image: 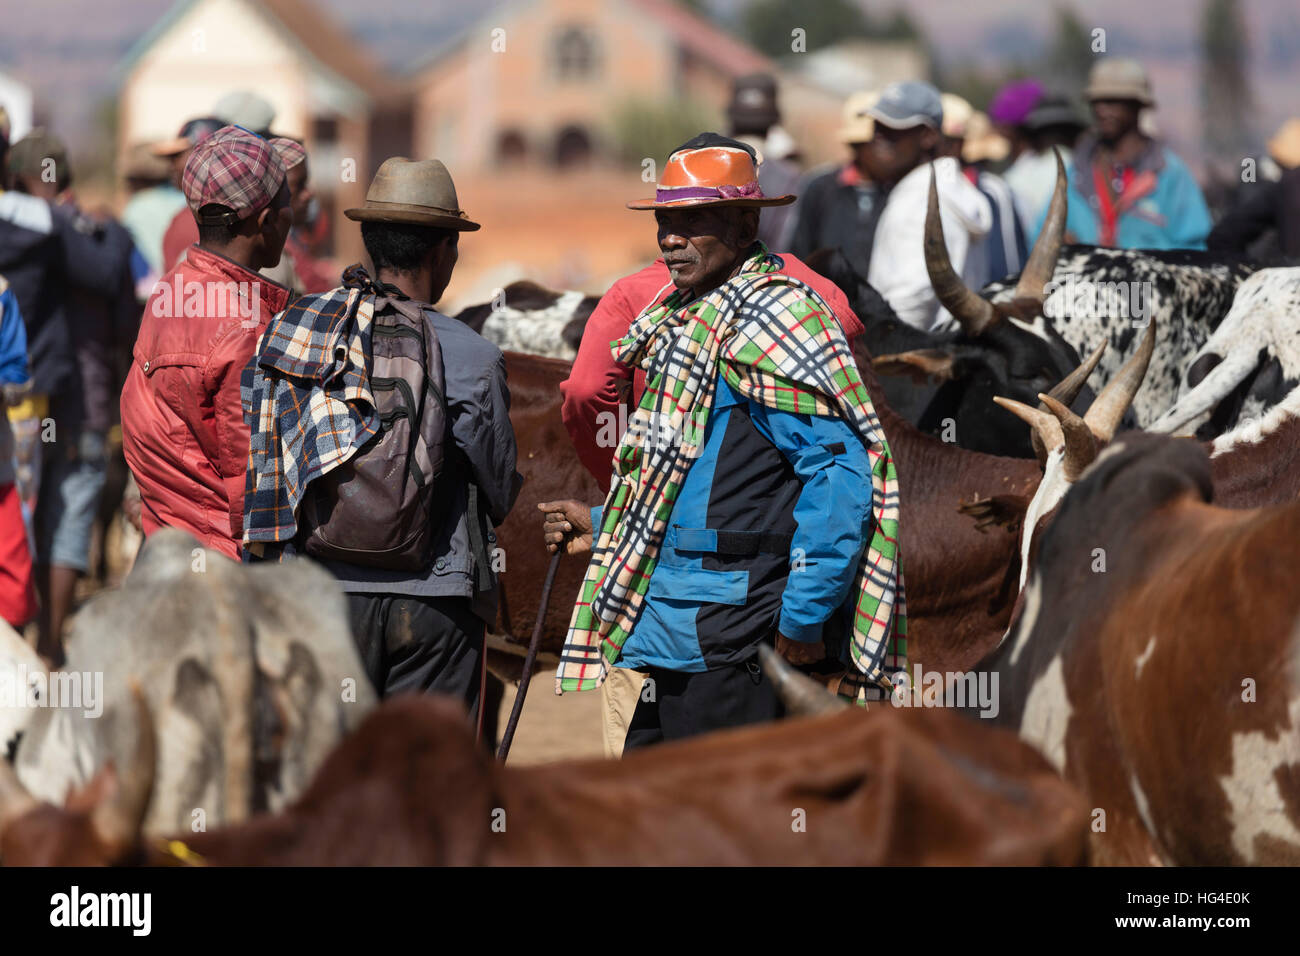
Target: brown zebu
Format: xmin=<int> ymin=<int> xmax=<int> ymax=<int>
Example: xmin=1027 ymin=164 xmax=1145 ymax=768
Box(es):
xmin=983 ymin=431 xmax=1300 ymax=865
xmin=0 ymin=665 xmax=1088 ymax=866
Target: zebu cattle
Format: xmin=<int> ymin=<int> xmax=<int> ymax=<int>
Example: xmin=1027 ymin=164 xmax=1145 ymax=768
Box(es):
xmin=982 ymin=246 xmax=1256 ymax=429
xmin=983 ymin=432 xmax=1300 ymax=865
xmin=495 ymin=352 xmax=603 ymax=648
xmin=0 ymin=655 xmax=1088 ymax=865
xmin=859 ymin=157 xmax=1096 ymax=459
xmin=10 ymin=529 xmax=376 ymax=837
xmin=455 ymin=280 xmax=600 ymax=360
xmin=888 ymin=151 xmax=1259 ymax=436
xmin=1150 ymin=268 xmax=1300 ymax=437
xmin=996 ymin=320 xmax=1300 ymax=596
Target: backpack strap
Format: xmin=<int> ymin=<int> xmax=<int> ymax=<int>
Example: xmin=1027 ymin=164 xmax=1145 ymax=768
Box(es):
xmin=465 ymin=482 xmax=495 ymax=592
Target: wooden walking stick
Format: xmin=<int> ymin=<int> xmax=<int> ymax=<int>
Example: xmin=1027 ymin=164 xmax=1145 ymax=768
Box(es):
xmin=496 ymin=550 xmax=562 ymax=761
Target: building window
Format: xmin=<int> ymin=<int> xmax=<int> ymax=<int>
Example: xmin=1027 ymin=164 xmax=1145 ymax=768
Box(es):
xmin=312 ymin=116 xmax=339 ymax=145
xmin=555 ymin=125 xmax=592 ymax=169
xmin=553 ymin=26 xmax=598 ymax=81
xmin=496 ymin=129 xmax=527 ymax=165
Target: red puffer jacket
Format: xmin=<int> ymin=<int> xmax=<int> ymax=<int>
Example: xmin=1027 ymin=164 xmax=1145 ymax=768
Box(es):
xmin=121 ymin=245 xmax=290 ymax=559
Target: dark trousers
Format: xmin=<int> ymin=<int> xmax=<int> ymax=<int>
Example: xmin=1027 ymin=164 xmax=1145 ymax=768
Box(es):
xmin=346 ymin=593 xmax=484 ymax=718
xmin=623 ymin=656 xmax=785 ymax=751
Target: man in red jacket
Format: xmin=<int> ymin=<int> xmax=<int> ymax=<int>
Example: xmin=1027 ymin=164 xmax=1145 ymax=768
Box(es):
xmin=121 ymin=126 xmax=292 ymax=559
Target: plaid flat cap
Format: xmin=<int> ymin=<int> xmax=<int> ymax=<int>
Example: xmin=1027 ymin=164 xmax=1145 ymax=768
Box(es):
xmin=269 ymin=137 xmax=307 ymax=170
xmin=182 ymin=125 xmax=286 ymax=225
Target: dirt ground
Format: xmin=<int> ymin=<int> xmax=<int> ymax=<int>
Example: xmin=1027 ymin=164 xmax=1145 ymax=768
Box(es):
xmin=495 ymin=669 xmax=605 ymax=766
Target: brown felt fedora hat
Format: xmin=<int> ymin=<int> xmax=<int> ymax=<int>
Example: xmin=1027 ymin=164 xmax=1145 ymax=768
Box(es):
xmin=345 ymin=157 xmax=480 ymax=230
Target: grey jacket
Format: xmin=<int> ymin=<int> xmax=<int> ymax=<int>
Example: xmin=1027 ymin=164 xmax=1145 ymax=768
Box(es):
xmin=324 ymin=306 xmax=522 ymax=623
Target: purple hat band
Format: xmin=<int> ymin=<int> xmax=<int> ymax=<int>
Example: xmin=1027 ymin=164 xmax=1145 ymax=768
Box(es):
xmin=655 ymin=180 xmax=764 ymax=203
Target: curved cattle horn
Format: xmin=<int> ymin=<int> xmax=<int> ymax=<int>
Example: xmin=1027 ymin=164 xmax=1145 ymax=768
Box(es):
xmin=1044 ymin=340 xmax=1106 ymax=408
xmin=1039 ymin=394 xmax=1098 ymax=480
xmin=1029 ymin=340 xmax=1107 ymax=461
xmin=1014 ymin=148 xmax=1067 ymax=303
xmin=924 ymin=164 xmax=997 ymax=336
xmin=1083 ymin=318 xmax=1157 ymax=442
xmin=993 ymin=396 xmax=1063 ymax=465
xmin=757 ymin=645 xmax=848 ymax=716
xmin=91 ymin=681 xmax=157 ymax=851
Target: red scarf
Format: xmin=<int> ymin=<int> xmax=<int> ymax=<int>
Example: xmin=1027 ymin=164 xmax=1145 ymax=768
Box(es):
xmin=1091 ymin=161 xmax=1158 ymax=246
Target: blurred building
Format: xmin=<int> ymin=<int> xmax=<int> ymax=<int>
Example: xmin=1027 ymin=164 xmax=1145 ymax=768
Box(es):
xmin=409 ymin=0 xmax=777 ymax=170
xmin=0 ymin=69 xmax=34 ymax=142
xmin=115 ymin=0 xmax=410 ymax=261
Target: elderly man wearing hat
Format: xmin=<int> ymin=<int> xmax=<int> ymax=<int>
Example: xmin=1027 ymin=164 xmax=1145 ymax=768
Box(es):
xmin=242 ymin=157 xmax=520 ymax=711
xmin=1042 ymin=57 xmax=1210 ymax=250
xmin=121 ymin=126 xmax=293 ymax=560
xmin=788 ymin=90 xmax=887 ymax=276
xmin=553 ymin=133 xmax=866 ymax=753
xmin=541 ymin=134 xmax=907 ymax=748
xmin=864 ymin=81 xmax=992 ymax=334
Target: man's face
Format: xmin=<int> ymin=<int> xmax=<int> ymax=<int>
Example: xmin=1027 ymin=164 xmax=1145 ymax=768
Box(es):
xmin=867 ymin=123 xmax=934 ymax=185
xmin=850 ymin=141 xmax=878 ymax=179
xmin=1091 ymin=99 xmax=1141 ymax=143
xmin=655 ymin=205 xmax=755 ymax=294
xmin=286 ymin=161 xmax=312 ymax=227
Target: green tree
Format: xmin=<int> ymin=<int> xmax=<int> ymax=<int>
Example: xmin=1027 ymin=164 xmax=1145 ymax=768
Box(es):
xmin=1200 ymin=0 xmax=1254 ymax=168
xmin=1045 ymin=6 xmax=1094 ymax=93
xmin=609 ymin=97 xmax=718 ymax=167
xmin=742 ymin=0 xmax=871 ymax=57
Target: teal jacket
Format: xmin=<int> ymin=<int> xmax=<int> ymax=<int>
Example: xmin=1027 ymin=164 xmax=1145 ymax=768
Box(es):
xmin=1036 ymin=135 xmax=1212 ymax=251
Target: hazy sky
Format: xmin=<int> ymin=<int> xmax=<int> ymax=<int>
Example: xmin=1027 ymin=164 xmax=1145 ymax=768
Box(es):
xmin=0 ymin=0 xmax=1296 ymax=165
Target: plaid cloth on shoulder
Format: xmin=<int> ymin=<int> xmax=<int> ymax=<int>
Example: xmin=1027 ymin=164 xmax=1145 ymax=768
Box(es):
xmin=242 ymin=264 xmax=384 ymax=556
xmin=554 ymin=247 xmax=907 ymax=705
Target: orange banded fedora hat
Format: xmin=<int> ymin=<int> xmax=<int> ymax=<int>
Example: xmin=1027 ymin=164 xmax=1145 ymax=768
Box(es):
xmin=628 ymin=142 xmax=795 ymax=210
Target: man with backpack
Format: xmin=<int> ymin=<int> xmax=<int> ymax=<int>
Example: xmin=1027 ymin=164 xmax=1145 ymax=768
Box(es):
xmin=243 ymin=158 xmax=520 ymax=713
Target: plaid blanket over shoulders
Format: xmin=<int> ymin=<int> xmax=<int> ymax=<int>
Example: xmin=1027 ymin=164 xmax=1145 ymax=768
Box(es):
xmin=242 ymin=265 xmax=382 ymax=554
xmin=554 ymin=247 xmax=907 ymax=705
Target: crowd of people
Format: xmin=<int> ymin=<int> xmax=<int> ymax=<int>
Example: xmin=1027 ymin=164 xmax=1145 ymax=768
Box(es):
xmin=1 ymin=54 xmax=1298 ymax=757
xmin=0 ymin=92 xmax=333 ymax=666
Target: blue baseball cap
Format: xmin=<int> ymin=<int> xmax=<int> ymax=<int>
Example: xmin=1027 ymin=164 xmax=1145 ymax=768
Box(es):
xmin=866 ymin=81 xmax=944 ymax=131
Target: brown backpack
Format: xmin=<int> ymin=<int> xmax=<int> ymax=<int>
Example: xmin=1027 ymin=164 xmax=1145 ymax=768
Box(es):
xmin=300 ymin=295 xmax=448 ymax=570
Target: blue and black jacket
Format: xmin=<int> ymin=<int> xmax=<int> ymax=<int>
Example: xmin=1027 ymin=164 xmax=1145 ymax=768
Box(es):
xmin=596 ymin=370 xmax=873 ymax=673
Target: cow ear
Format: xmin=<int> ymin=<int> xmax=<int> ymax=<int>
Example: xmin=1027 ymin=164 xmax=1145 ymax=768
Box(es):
xmin=958 ymin=494 xmax=1029 ymax=535
xmin=873 ymin=348 xmax=957 ymax=385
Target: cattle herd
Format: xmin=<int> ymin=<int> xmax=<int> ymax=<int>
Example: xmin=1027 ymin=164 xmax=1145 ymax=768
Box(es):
xmin=1 ymin=160 xmax=1298 ymax=867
